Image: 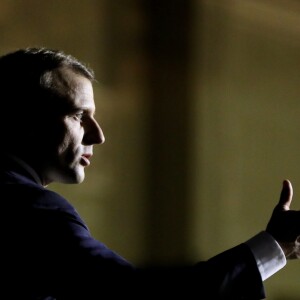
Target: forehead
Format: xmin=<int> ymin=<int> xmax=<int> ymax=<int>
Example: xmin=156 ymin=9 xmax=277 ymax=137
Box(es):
xmin=48 ymin=66 xmax=95 ymax=111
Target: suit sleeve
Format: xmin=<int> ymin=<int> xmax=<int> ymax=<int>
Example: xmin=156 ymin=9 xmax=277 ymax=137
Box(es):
xmin=2 ymin=177 xmax=265 ymax=299
xmin=38 ymin=207 xmax=265 ymax=300
xmin=196 ymin=243 xmax=266 ymax=299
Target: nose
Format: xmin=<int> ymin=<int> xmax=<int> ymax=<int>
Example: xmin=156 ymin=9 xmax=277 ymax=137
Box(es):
xmin=95 ymin=124 xmax=105 ymax=144
xmin=83 ymin=118 xmax=105 ymax=145
xmin=98 ymin=126 xmax=105 ymax=144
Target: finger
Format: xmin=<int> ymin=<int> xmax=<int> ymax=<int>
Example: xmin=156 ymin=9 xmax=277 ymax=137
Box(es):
xmin=277 ymin=179 xmax=293 ymax=211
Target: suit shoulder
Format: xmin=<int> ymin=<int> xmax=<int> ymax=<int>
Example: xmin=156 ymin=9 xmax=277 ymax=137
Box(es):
xmin=4 ymin=181 xmax=76 ymax=212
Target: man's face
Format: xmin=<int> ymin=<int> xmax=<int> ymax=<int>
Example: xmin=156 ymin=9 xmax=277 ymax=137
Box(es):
xmin=37 ymin=66 xmax=105 ymax=185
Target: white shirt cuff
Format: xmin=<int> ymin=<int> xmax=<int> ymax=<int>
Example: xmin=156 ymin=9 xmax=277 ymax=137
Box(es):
xmin=245 ymin=231 xmax=286 ymax=281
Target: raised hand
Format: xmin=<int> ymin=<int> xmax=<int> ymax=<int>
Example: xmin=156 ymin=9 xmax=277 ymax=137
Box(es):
xmin=266 ymin=179 xmax=300 ymax=259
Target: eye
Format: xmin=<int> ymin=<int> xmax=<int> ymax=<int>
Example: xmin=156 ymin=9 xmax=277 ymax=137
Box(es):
xmin=74 ymin=112 xmax=84 ymax=121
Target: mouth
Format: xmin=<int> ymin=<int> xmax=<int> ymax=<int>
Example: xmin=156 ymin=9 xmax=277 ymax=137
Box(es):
xmin=80 ymin=154 xmax=92 ymax=167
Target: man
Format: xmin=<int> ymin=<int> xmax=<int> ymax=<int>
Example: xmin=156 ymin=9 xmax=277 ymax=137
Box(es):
xmin=0 ymin=47 xmax=298 ymax=299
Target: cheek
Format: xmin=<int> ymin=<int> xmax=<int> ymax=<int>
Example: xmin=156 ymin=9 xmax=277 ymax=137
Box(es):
xmin=43 ymin=119 xmax=83 ymax=159
xmin=57 ymin=127 xmax=83 ymax=158
xmin=57 ymin=133 xmax=74 ymax=154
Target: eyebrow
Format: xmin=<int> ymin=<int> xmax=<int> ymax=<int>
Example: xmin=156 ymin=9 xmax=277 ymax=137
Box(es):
xmin=69 ymin=105 xmax=96 ymax=115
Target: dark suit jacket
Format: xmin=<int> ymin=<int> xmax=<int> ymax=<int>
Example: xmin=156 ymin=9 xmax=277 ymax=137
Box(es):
xmin=0 ymin=161 xmax=265 ymax=299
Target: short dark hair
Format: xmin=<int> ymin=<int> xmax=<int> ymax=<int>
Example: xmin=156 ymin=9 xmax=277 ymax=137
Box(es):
xmin=0 ymin=47 xmax=95 ymax=108
xmin=0 ymin=47 xmax=94 ymax=81
xmin=0 ymin=47 xmax=95 ymax=144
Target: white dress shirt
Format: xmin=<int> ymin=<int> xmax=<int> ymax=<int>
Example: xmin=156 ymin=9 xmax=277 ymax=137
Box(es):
xmin=245 ymin=231 xmax=286 ymax=281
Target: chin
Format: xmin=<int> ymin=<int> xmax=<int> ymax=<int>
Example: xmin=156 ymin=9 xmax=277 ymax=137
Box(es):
xmin=76 ymin=175 xmax=85 ymax=184
xmin=69 ymin=172 xmax=85 ymax=184
xmin=74 ymin=170 xmax=85 ymax=183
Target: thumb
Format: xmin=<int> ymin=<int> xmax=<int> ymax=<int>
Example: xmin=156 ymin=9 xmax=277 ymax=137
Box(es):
xmin=277 ymin=179 xmax=293 ymax=211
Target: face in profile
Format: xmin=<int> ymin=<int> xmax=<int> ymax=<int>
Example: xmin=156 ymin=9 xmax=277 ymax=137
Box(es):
xmin=36 ymin=66 xmax=105 ymax=186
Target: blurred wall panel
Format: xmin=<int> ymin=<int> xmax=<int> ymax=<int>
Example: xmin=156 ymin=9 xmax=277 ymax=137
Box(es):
xmin=0 ymin=0 xmax=104 ymax=66
xmin=91 ymin=0 xmax=194 ymax=265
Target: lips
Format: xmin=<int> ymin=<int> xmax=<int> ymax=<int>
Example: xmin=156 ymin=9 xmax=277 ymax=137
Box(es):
xmin=80 ymin=154 xmax=92 ymax=166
